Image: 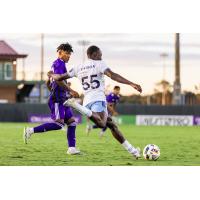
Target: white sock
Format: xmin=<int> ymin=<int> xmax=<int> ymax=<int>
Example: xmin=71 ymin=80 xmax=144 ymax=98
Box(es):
xmin=28 ymin=128 xmax=34 ymax=134
xmin=73 ymin=102 xmax=92 ymax=117
xmin=122 ymin=140 xmax=137 ymax=154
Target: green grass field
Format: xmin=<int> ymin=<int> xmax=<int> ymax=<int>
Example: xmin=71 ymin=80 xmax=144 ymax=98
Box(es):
xmin=0 ymin=122 xmax=200 ymax=166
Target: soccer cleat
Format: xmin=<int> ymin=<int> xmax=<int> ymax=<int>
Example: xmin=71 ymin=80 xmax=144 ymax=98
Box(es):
xmin=63 ymin=98 xmax=76 ymax=108
xmin=67 ymin=147 xmax=81 ymax=155
xmin=132 ymin=147 xmax=141 ymax=160
xmin=23 ymin=127 xmax=32 ymax=144
xmin=86 ymin=124 xmax=92 ymax=135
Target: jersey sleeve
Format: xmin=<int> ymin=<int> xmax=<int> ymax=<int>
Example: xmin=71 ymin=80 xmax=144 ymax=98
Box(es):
xmin=99 ymin=61 xmax=109 ymax=74
xmin=106 ymin=94 xmax=112 ymax=103
xmin=51 ymin=62 xmax=65 ymax=74
xmin=68 ymin=66 xmax=77 ymax=78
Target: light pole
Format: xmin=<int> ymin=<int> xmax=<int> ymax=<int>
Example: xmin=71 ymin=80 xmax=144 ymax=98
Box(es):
xmin=77 ymin=40 xmax=90 ymax=63
xmin=173 ymin=33 xmax=182 ymax=105
xmin=160 ymin=53 xmax=168 ymax=105
xmin=40 ymin=33 xmax=44 ymax=103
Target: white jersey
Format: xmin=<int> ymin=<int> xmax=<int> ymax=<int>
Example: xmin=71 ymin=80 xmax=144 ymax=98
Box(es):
xmin=68 ymin=59 xmax=109 ymax=106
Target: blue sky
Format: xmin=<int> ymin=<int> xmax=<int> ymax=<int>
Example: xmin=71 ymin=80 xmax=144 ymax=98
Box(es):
xmin=1 ymin=33 xmax=200 ymax=95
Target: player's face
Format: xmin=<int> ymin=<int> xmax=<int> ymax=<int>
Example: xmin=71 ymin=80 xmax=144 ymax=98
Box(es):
xmin=96 ymin=50 xmax=102 ymax=60
xmin=59 ymin=50 xmax=71 ymax=62
xmin=89 ymin=49 xmax=102 ymax=60
xmin=114 ymin=89 xmax=120 ymax=95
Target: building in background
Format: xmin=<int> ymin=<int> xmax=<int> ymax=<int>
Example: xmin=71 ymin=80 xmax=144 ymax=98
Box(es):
xmin=0 ymin=40 xmax=47 ymax=103
xmin=0 ymin=40 xmax=27 ymax=103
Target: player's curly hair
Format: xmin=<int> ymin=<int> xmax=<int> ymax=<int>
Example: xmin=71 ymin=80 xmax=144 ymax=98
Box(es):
xmin=87 ymin=45 xmax=100 ymax=56
xmin=114 ymin=86 xmax=120 ymax=90
xmin=57 ymin=43 xmax=73 ymax=53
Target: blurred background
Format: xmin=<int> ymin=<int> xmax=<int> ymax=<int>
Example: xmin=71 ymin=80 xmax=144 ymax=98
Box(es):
xmin=1 ymin=33 xmax=200 ymax=124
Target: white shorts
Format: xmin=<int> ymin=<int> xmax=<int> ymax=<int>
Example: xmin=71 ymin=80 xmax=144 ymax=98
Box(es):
xmin=85 ymin=101 xmax=108 ymax=114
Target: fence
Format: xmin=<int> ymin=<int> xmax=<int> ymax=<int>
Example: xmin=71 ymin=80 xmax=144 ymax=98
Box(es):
xmin=1 ymin=103 xmax=200 ymax=122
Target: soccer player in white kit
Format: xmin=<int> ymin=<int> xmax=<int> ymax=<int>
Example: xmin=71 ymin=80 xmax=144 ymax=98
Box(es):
xmin=48 ymin=45 xmax=142 ymax=159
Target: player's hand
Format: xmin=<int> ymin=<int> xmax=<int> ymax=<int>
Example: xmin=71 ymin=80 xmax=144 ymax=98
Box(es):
xmin=131 ymin=83 xmax=142 ymax=93
xmin=48 ymin=71 xmax=61 ymax=81
xmin=47 ymin=71 xmax=54 ymax=77
xmin=70 ymin=90 xmax=80 ymax=98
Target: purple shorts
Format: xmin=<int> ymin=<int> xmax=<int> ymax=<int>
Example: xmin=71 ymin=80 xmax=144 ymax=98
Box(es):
xmin=48 ymin=98 xmax=73 ymax=121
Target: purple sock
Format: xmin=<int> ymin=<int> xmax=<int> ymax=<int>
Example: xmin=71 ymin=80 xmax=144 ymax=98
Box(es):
xmin=92 ymin=124 xmax=98 ymax=129
xmin=33 ymin=122 xmax=63 ymax=133
xmin=67 ymin=122 xmax=76 ymax=147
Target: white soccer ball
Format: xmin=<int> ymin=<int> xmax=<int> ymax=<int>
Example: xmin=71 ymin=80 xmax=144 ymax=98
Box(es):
xmin=143 ymin=144 xmax=160 ymax=161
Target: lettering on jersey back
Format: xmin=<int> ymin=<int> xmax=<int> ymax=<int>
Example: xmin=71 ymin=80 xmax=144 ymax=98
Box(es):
xmin=81 ymin=65 xmax=95 ymax=71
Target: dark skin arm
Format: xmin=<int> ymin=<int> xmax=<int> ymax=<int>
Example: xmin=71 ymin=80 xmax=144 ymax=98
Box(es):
xmin=104 ymin=68 xmax=142 ymax=93
xmin=46 ymin=74 xmax=79 ymax=98
xmin=56 ymin=80 xmax=79 ymax=98
xmin=48 ymin=68 xmax=142 ymax=93
xmin=48 ymin=71 xmax=70 ymax=81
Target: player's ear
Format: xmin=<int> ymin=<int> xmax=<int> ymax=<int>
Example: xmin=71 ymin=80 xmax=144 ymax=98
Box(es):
xmin=57 ymin=50 xmax=62 ymax=55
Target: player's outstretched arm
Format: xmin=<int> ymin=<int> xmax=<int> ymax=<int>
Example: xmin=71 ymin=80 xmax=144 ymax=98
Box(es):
xmin=104 ymin=68 xmax=142 ymax=93
xmin=56 ymin=80 xmax=79 ymax=98
xmin=47 ymin=71 xmax=71 ymax=81
xmin=47 ymin=71 xmax=79 ymax=98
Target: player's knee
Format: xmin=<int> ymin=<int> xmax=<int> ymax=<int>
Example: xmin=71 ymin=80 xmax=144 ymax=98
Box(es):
xmin=55 ymin=119 xmax=64 ymax=125
xmin=65 ymin=117 xmax=75 ymax=125
xmin=97 ymin=124 xmax=105 ymax=129
xmin=97 ymin=121 xmax=106 ymax=128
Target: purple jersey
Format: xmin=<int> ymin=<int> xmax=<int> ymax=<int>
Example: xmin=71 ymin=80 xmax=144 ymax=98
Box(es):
xmin=106 ymin=92 xmax=120 ymax=104
xmin=50 ymin=58 xmax=69 ymax=103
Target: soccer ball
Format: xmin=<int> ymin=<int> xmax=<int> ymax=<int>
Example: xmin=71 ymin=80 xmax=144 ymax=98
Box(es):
xmin=143 ymin=144 xmax=160 ymax=161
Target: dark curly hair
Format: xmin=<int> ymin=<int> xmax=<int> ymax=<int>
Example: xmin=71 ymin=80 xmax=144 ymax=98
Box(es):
xmin=57 ymin=43 xmax=73 ymax=53
xmin=87 ymin=45 xmax=100 ymax=56
xmin=114 ymin=86 xmax=120 ymax=90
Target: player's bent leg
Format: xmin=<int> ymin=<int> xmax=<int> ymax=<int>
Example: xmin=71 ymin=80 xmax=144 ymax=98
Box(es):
xmin=89 ymin=111 xmax=107 ymax=128
xmin=34 ymin=120 xmax=64 ymax=133
xmin=23 ymin=121 xmax=64 ymax=144
xmin=64 ymin=99 xmax=107 ymax=128
xmin=64 ymin=98 xmax=92 ymax=117
xmin=88 ymin=101 xmax=108 ymax=128
xmin=106 ymin=117 xmax=141 ymax=159
xmin=106 ymin=117 xmax=125 ymax=143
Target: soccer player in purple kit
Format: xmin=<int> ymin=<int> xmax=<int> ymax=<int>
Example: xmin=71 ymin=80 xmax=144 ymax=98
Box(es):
xmin=106 ymin=86 xmax=121 ymax=116
xmin=86 ymin=86 xmax=121 ymax=137
xmin=23 ymin=43 xmax=80 ymax=155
